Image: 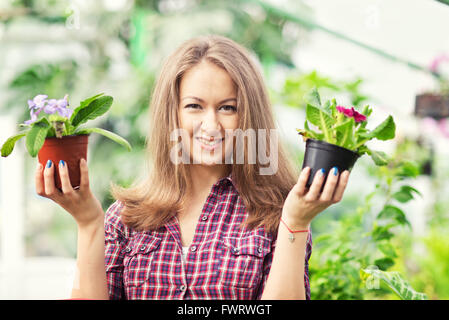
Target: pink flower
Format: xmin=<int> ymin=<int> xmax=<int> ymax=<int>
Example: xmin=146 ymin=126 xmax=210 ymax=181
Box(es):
xmin=429 ymin=54 xmax=449 ymax=73
xmin=336 ymin=105 xmax=367 ymax=123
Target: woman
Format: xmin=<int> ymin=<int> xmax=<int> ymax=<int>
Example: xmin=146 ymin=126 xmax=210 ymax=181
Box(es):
xmin=35 ymin=35 xmax=350 ymax=300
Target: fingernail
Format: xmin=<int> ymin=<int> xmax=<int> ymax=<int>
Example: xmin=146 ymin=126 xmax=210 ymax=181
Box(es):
xmin=59 ymin=160 xmax=65 ymax=167
xmin=333 ymin=167 xmax=338 ymax=176
xmin=46 ymin=160 xmax=52 ymax=168
xmin=320 ymin=168 xmax=325 ymax=176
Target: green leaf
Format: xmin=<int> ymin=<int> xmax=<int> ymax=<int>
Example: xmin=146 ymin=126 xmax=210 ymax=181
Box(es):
xmin=335 ymin=117 xmax=355 ymax=149
xmin=374 ymin=257 xmax=395 ymax=271
xmin=371 ymin=223 xmax=396 ymax=241
xmin=369 ymin=149 xmax=389 ymax=166
xmin=396 ymin=160 xmax=420 ymax=178
xmin=296 ymin=121 xmax=324 ymax=141
xmin=377 ymin=242 xmax=398 ymax=258
xmin=70 ymin=95 xmax=113 ymax=128
xmin=304 ymin=87 xmax=322 ymax=107
xmin=306 ymin=103 xmax=335 ymax=143
xmin=75 ymin=127 xmax=132 ymax=151
xmin=79 ymin=93 xmax=104 ymax=109
xmin=360 ymin=268 xmax=428 ymax=300
xmin=25 ymin=118 xmax=51 ymax=157
xmin=357 ymin=145 xmax=370 ymax=156
xmin=1 ymin=132 xmax=27 ymax=157
xmin=69 ymin=93 xmax=104 ymax=125
xmin=361 ymin=105 xmax=373 ymax=118
xmin=369 ymin=115 xmax=396 ymax=141
xmin=323 ymin=100 xmax=331 ymax=114
xmin=377 ymin=205 xmax=411 ymax=228
xmin=392 ymin=185 xmax=421 ymax=203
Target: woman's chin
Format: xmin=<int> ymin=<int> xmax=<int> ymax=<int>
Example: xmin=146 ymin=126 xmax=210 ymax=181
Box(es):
xmin=191 ymin=154 xmax=226 ymax=165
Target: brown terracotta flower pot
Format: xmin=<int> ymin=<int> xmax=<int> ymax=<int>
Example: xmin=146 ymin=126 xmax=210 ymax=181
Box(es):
xmin=37 ymin=134 xmax=89 ymax=190
xmin=415 ymin=93 xmax=449 ymax=119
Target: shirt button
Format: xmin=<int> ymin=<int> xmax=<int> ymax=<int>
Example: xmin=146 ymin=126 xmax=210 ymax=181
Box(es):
xmin=201 ymin=215 xmax=208 ymax=221
xmin=179 ymin=285 xmax=187 ymax=292
xmin=190 ymin=245 xmax=197 ymax=252
xmin=257 ymin=246 xmax=263 ymax=254
xmin=125 ymin=247 xmax=131 ymax=253
xmin=140 ymin=245 xmax=146 ymax=251
xmin=233 ymin=247 xmax=239 ymax=254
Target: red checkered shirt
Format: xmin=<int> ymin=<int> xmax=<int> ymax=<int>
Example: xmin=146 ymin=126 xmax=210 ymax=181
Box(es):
xmin=104 ymin=173 xmax=313 ymax=300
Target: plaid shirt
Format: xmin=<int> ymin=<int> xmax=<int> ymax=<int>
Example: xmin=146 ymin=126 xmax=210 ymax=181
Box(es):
xmin=104 ymin=174 xmax=313 ymax=300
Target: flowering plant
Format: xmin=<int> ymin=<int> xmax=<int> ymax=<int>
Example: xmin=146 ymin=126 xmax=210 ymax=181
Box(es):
xmin=1 ymin=93 xmax=131 ymax=157
xmin=429 ymin=53 xmax=449 ymax=96
xmin=296 ymin=89 xmax=396 ymax=165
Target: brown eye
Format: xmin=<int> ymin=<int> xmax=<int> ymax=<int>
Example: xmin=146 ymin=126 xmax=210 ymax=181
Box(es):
xmin=220 ymin=105 xmax=237 ymax=112
xmin=185 ymin=104 xmax=201 ymax=109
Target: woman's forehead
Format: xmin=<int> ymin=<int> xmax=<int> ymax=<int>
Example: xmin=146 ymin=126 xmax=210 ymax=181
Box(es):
xmin=179 ymin=62 xmax=237 ymax=99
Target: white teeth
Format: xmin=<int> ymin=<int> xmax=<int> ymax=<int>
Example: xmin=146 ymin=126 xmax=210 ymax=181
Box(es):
xmin=198 ymin=138 xmax=222 ymax=146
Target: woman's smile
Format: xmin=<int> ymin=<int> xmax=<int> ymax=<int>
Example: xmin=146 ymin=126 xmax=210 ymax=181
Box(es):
xmin=196 ymin=136 xmax=224 ymax=150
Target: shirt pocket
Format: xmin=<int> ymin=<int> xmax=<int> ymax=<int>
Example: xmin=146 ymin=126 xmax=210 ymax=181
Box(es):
xmin=219 ymin=234 xmax=272 ymax=289
xmin=123 ymin=233 xmax=162 ymax=288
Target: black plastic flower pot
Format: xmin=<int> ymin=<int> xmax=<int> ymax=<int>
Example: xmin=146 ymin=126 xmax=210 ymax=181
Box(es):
xmin=301 ymin=139 xmax=360 ymax=189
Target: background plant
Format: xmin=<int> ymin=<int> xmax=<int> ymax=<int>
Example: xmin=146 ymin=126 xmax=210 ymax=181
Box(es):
xmin=308 ymin=136 xmax=427 ymax=300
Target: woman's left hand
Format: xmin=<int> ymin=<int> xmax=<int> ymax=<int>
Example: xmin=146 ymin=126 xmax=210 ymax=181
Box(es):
xmin=281 ymin=166 xmax=350 ymax=229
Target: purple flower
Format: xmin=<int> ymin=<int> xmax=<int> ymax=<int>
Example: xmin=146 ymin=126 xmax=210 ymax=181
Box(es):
xmin=24 ymin=94 xmax=47 ymax=125
xmin=27 ymin=94 xmax=48 ymax=110
xmin=24 ymin=94 xmax=72 ymax=125
xmin=44 ymin=94 xmax=71 ymax=117
xmin=24 ymin=109 xmax=38 ymax=125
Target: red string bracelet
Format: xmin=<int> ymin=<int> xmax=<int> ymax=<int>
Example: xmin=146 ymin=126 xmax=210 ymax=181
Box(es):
xmin=280 ymin=217 xmax=309 ymax=243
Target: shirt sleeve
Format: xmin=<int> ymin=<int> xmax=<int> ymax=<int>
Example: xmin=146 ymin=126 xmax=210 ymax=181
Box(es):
xmin=104 ymin=200 xmax=128 ymax=300
xmin=255 ymin=229 xmax=313 ymax=300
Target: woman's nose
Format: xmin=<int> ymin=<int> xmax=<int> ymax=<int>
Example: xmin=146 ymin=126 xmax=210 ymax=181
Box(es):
xmin=200 ymin=109 xmax=221 ymax=133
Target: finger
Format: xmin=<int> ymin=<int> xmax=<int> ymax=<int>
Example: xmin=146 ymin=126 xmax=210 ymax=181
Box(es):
xmin=305 ymin=168 xmax=326 ymax=201
xmin=294 ymin=167 xmax=311 ymax=196
xmin=320 ymin=167 xmax=339 ymax=202
xmin=58 ymin=160 xmax=74 ymax=195
xmin=43 ymin=160 xmax=59 ymax=199
xmin=35 ymin=162 xmax=45 ymax=196
xmin=332 ymin=170 xmax=350 ymax=202
xmin=79 ymin=158 xmax=90 ymax=192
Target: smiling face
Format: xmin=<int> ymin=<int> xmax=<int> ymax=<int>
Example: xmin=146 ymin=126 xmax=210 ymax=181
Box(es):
xmin=178 ymin=60 xmax=239 ymax=167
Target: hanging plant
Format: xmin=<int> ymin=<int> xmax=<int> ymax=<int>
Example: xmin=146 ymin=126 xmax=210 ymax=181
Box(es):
xmin=415 ymin=54 xmax=449 ymax=119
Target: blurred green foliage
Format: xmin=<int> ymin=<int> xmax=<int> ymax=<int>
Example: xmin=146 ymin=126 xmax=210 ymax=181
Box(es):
xmin=279 ymin=70 xmax=369 ymax=109
xmin=309 ymin=155 xmax=425 ymax=299
xmin=1 ymin=0 xmax=447 ymax=300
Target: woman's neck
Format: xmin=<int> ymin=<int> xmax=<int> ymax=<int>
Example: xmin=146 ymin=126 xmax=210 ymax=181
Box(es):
xmin=186 ymin=164 xmax=231 ymax=198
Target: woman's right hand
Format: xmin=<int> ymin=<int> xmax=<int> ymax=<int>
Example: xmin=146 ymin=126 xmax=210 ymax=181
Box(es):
xmin=35 ymin=158 xmax=104 ymax=228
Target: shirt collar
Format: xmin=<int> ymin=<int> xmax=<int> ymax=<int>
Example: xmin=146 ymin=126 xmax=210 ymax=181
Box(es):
xmin=215 ymin=171 xmax=235 ymax=189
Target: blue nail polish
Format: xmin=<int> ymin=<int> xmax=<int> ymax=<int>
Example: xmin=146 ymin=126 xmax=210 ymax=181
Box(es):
xmin=46 ymin=160 xmax=52 ymax=168
xmin=320 ymin=168 xmax=326 ymax=175
xmin=59 ymin=160 xmax=65 ymax=167
xmin=333 ymin=167 xmax=338 ymax=176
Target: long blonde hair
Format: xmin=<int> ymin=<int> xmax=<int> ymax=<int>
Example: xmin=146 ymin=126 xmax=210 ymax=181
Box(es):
xmin=111 ymin=35 xmax=299 ymax=235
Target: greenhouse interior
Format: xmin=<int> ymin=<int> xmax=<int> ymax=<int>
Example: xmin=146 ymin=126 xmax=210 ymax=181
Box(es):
xmin=0 ymin=0 xmax=449 ymax=300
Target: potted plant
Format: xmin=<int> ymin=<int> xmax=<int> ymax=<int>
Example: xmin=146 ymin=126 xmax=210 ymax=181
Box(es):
xmin=415 ymin=54 xmax=449 ymax=119
xmin=1 ymin=93 xmax=132 ymax=190
xmin=296 ymin=88 xmax=396 ymax=187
